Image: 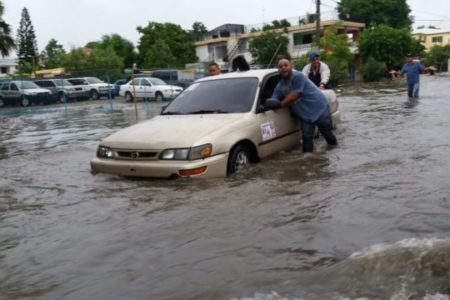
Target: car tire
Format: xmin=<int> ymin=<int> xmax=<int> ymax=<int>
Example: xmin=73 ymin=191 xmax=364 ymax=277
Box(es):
xmin=125 ymin=92 xmax=133 ymax=102
xmin=57 ymin=92 xmax=67 ymax=103
xmin=227 ymin=144 xmax=250 ymax=175
xmin=91 ymin=90 xmax=100 ymax=100
xmin=21 ymin=96 xmax=29 ymax=107
xmin=155 ymin=92 xmax=164 ymax=102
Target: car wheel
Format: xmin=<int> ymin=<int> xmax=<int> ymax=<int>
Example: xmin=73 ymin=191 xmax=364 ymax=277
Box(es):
xmin=155 ymin=92 xmax=164 ymax=102
xmin=125 ymin=92 xmax=133 ymax=102
xmin=57 ymin=92 xmax=67 ymax=103
xmin=227 ymin=144 xmax=250 ymax=175
xmin=91 ymin=90 xmax=100 ymax=100
xmin=0 ymin=97 xmax=4 ymax=107
xmin=21 ymin=96 xmax=30 ymax=107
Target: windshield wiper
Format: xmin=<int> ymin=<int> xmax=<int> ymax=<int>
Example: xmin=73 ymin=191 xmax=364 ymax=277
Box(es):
xmin=161 ymin=111 xmax=185 ymax=115
xmin=187 ymin=109 xmax=229 ymax=114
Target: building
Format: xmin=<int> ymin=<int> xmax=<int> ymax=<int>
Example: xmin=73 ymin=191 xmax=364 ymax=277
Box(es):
xmin=0 ymin=57 xmax=18 ymax=74
xmin=413 ymin=27 xmax=450 ymax=52
xmin=195 ymin=19 xmax=365 ymax=69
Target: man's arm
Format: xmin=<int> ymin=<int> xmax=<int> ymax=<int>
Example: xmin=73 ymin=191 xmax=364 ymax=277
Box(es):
xmin=280 ymin=91 xmax=300 ymax=108
xmin=319 ymin=62 xmax=331 ymax=88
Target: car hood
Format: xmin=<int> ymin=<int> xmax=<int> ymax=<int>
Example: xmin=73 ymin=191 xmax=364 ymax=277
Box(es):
xmin=102 ymin=114 xmax=244 ymax=149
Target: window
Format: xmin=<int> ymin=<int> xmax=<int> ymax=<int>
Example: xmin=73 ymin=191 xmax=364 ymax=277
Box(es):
xmin=11 ymin=83 xmax=18 ymax=91
xmin=1 ymin=83 xmax=9 ymax=90
xmin=432 ymin=36 xmax=443 ymax=43
xmin=293 ymin=33 xmax=313 ymax=45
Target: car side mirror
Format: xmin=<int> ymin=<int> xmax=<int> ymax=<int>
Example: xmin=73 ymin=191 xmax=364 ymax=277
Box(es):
xmin=261 ymin=98 xmax=281 ymax=112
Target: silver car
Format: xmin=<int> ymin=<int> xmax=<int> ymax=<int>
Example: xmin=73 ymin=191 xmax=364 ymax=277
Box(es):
xmin=91 ymin=69 xmax=340 ymax=178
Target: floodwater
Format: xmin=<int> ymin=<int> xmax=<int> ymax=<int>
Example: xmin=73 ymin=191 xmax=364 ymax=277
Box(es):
xmin=1 ymin=74 xmax=450 ymax=300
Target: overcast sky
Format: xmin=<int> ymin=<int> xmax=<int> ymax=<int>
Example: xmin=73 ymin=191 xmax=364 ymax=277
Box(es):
xmin=2 ymin=0 xmax=450 ymax=54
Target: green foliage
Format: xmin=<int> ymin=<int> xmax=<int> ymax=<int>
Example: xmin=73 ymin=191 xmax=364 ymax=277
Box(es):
xmin=0 ymin=1 xmax=15 ymax=57
xmin=189 ymin=22 xmax=208 ymax=41
xmin=41 ymin=38 xmax=65 ymax=68
xmin=359 ymin=25 xmax=416 ymax=69
xmin=337 ymin=0 xmax=412 ymax=29
xmin=299 ymin=13 xmax=317 ymax=25
xmin=424 ymin=45 xmax=450 ymax=71
xmin=361 ymin=56 xmax=387 ymax=81
xmin=262 ymin=19 xmax=291 ymax=32
xmin=61 ymin=47 xmax=123 ymax=80
xmin=248 ymin=30 xmax=289 ymax=67
xmin=85 ymin=34 xmax=137 ymax=68
xmin=136 ymin=22 xmax=197 ymax=69
xmin=16 ymin=7 xmax=38 ymax=73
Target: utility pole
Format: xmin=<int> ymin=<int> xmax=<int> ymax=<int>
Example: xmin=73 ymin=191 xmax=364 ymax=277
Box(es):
xmin=315 ymin=0 xmax=321 ymax=49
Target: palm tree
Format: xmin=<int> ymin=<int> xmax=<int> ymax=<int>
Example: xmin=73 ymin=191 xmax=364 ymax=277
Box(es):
xmin=0 ymin=1 xmax=15 ymax=57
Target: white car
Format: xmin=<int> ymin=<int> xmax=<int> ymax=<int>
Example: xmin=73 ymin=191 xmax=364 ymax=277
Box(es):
xmin=91 ymin=69 xmax=340 ymax=179
xmin=119 ymin=77 xmax=183 ymax=102
xmin=67 ymin=77 xmax=115 ymax=100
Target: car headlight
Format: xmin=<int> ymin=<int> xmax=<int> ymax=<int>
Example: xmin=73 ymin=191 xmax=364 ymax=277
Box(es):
xmin=160 ymin=144 xmax=212 ymax=160
xmin=97 ymin=145 xmax=114 ymax=158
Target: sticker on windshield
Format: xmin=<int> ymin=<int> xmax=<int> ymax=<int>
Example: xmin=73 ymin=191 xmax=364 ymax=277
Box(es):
xmin=261 ymin=121 xmax=276 ymax=141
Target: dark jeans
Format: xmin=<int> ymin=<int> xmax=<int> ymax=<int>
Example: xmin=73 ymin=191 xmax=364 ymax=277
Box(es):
xmin=407 ymin=82 xmax=420 ymax=98
xmin=301 ymin=110 xmax=337 ymax=152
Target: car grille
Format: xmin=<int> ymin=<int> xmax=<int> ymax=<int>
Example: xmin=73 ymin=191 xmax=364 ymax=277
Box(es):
xmin=116 ymin=150 xmax=158 ymax=160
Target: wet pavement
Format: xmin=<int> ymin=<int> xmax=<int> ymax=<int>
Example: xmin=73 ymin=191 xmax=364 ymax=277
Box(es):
xmin=1 ymin=74 xmax=450 ymax=300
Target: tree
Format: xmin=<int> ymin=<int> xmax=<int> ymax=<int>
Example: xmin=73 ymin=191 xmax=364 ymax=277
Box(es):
xmin=61 ymin=47 xmax=123 ymax=80
xmin=16 ymin=7 xmax=39 ymax=73
xmin=262 ymin=19 xmax=291 ymax=31
xmin=85 ymin=34 xmax=137 ymax=68
xmin=358 ymin=24 xmax=416 ymax=70
xmin=0 ymin=1 xmax=15 ymax=57
xmin=248 ymin=30 xmax=289 ymax=67
xmin=320 ymin=25 xmax=353 ymax=85
xmin=136 ymin=22 xmax=197 ymax=69
xmin=424 ymin=45 xmax=450 ymax=71
xmin=189 ymin=21 xmax=208 ymax=41
xmin=337 ymin=0 xmax=412 ymax=29
xmin=41 ymin=38 xmax=65 ymax=68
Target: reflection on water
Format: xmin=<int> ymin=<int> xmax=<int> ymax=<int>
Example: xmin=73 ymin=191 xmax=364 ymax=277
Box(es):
xmin=1 ymin=75 xmax=450 ymax=299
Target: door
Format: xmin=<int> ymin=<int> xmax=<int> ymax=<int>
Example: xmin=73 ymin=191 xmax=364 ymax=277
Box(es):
xmin=254 ymin=74 xmax=300 ymax=158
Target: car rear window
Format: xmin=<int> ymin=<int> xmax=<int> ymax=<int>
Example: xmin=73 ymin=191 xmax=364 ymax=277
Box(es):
xmin=162 ymin=77 xmax=258 ymax=114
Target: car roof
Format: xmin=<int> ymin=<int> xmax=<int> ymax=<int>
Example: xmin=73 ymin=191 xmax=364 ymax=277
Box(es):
xmin=196 ymin=68 xmax=278 ymax=82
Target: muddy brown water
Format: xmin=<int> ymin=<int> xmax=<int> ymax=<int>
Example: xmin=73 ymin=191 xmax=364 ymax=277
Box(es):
xmin=1 ymin=74 xmax=450 ymax=300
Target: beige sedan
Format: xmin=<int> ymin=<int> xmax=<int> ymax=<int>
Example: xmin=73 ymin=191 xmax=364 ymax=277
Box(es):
xmin=90 ymin=69 xmax=340 ymax=178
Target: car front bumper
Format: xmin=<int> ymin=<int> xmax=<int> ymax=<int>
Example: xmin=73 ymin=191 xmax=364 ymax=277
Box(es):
xmin=90 ymin=153 xmax=228 ymax=178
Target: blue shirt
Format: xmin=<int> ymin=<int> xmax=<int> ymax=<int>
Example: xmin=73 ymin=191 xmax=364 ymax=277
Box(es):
xmin=272 ymin=70 xmax=328 ymax=123
xmin=401 ymin=61 xmax=424 ymax=84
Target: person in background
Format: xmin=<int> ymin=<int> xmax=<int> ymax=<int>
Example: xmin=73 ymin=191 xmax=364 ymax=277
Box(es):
xmin=208 ymin=62 xmax=221 ymax=76
xmin=272 ymin=58 xmax=337 ymax=153
xmin=399 ymin=53 xmax=424 ymax=98
xmin=302 ymin=50 xmax=331 ymax=89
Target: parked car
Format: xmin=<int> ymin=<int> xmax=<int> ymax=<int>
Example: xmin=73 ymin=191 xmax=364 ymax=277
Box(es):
xmin=34 ymin=78 xmax=90 ymax=102
xmin=91 ymin=69 xmax=340 ymax=179
xmin=150 ymin=69 xmax=196 ymax=89
xmin=112 ymin=79 xmax=128 ymax=95
xmin=0 ymin=80 xmax=53 ymax=107
xmin=119 ymin=77 xmax=183 ymax=102
xmin=67 ymin=77 xmax=115 ymax=100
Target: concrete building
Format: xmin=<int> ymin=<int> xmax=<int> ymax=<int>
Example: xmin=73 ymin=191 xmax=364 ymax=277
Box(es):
xmin=413 ymin=27 xmax=450 ymax=52
xmin=0 ymin=57 xmax=18 ymax=74
xmin=195 ymin=19 xmax=365 ymax=69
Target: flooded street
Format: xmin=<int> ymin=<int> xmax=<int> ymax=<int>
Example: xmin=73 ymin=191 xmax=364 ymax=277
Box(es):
xmin=1 ymin=74 xmax=450 ymax=300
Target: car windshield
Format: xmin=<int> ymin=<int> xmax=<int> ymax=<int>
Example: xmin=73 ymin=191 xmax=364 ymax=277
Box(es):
xmin=162 ymin=77 xmax=258 ymax=114
xmin=86 ymin=77 xmax=104 ymax=84
xmin=148 ymin=78 xmax=167 ymax=86
xmin=14 ymin=81 xmax=40 ymax=89
xmin=55 ymin=79 xmax=73 ymax=86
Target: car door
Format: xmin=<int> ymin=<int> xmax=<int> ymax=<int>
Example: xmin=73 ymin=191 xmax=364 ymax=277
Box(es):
xmin=254 ymin=73 xmax=300 ymax=158
xmin=140 ymin=78 xmax=154 ymax=99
